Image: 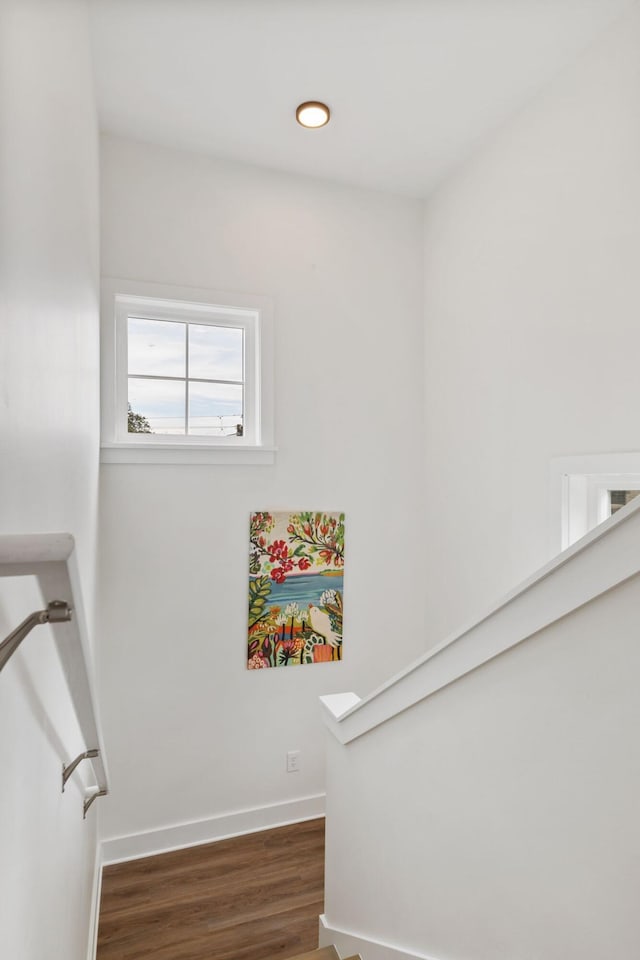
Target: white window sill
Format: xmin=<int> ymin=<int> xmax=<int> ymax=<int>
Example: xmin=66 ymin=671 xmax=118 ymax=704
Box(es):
xmin=100 ymin=442 xmax=276 ymax=465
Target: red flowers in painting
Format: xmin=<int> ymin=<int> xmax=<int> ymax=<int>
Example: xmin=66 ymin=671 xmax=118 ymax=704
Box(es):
xmin=268 ymin=541 xmax=295 ymax=582
xmin=249 ymin=511 xmax=345 ymax=584
xmin=268 ymin=540 xmax=289 ymax=561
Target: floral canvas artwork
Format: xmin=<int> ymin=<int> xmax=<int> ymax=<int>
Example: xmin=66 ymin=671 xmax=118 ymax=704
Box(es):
xmin=248 ymin=511 xmax=345 ymax=669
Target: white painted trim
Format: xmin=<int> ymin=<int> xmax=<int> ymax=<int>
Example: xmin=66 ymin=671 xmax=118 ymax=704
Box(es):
xmin=320 ymin=914 xmax=440 ymax=960
xmin=101 ymin=794 xmax=325 ymax=864
xmin=100 ymin=442 xmax=276 ymax=465
xmin=0 ymin=532 xmax=74 ymax=570
xmin=100 ymin=276 xmax=275 ymax=463
xmin=86 ymin=843 xmax=103 ymax=960
xmin=320 ymin=692 xmax=361 ymax=717
xmin=322 ymin=494 xmax=640 ymax=744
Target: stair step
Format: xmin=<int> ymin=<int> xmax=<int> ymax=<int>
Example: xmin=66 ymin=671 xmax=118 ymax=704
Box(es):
xmin=283 ymin=949 xmax=361 ymax=960
xmin=284 ymin=950 xmax=340 ymax=960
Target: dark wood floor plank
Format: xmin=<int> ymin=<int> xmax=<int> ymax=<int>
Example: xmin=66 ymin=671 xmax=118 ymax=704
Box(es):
xmin=97 ymin=818 xmax=325 ymax=960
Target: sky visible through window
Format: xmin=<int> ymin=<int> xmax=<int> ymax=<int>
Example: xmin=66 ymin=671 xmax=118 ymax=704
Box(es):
xmin=127 ymin=316 xmax=244 ymax=436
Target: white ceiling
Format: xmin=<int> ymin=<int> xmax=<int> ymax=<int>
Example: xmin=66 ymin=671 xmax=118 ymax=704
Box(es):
xmin=90 ymin=0 xmax=635 ymax=198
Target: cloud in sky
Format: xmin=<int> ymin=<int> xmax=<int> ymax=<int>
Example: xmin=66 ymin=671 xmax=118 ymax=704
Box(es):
xmin=128 ymin=316 xmax=243 ymax=382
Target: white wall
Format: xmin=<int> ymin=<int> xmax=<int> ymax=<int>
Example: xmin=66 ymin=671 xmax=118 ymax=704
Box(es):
xmin=0 ymin=1 xmax=100 ymax=958
xmin=323 ymin=567 xmax=640 ymax=960
xmin=422 ymin=5 xmax=640 ymax=642
xmin=97 ymin=136 xmax=426 ymax=846
xmin=321 ymin=11 xmax=640 ymax=959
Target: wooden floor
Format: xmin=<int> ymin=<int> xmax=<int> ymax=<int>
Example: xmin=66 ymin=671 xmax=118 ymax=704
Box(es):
xmin=97 ymin=819 xmax=325 ymax=960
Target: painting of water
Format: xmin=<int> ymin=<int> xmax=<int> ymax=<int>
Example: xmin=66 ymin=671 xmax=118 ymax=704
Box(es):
xmin=248 ymin=511 xmax=345 ymax=669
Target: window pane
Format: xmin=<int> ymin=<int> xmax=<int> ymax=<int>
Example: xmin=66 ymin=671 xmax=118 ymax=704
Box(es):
xmin=188 ymin=382 xmax=243 ymax=436
xmin=128 ymin=317 xmax=186 ymax=378
xmin=189 ymin=324 xmax=243 ymax=382
xmin=128 ymin=378 xmax=185 ymax=435
xmin=609 ymin=489 xmax=640 ymax=515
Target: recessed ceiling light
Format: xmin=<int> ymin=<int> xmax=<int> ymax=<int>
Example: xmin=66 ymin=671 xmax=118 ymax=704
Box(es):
xmin=296 ymin=101 xmax=331 ymax=129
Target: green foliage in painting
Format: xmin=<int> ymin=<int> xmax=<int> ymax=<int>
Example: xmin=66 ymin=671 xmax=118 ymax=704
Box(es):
xmin=301 ymin=635 xmax=317 ymax=665
xmin=320 ymin=588 xmax=343 ymax=636
xmin=248 ymin=575 xmax=272 ymax=627
xmin=287 ymin=512 xmax=345 ymax=569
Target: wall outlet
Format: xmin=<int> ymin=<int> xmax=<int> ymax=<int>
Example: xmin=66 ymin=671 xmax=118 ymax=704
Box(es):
xmin=286 ymin=750 xmax=301 ymax=773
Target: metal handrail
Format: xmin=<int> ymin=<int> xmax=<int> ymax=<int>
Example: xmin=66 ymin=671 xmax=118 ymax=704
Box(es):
xmin=0 ymin=533 xmax=109 ymax=817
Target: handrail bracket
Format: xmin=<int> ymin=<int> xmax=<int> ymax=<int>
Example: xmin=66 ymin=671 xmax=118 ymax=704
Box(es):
xmin=83 ymin=789 xmax=107 ymax=819
xmin=62 ymin=749 xmax=99 ymax=792
xmin=0 ymin=601 xmax=72 ymax=672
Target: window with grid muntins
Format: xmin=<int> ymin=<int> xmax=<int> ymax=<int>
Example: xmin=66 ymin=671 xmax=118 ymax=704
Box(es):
xmin=127 ymin=314 xmax=245 ymax=438
xmin=101 ymin=284 xmax=274 ymax=465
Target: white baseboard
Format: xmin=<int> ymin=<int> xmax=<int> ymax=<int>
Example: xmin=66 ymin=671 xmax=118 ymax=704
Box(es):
xmin=101 ymin=793 xmax=325 ymax=865
xmin=320 ymin=914 xmax=441 ymax=960
xmin=86 ymin=842 xmax=103 ymax=960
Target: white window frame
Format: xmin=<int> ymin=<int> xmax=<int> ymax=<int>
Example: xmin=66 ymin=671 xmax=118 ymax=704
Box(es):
xmin=550 ymin=452 xmax=640 ymax=552
xmin=101 ymin=279 xmax=275 ymax=465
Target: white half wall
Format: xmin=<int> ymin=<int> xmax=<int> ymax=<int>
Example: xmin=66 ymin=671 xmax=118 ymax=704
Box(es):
xmin=97 ymin=137 xmax=427 ymax=844
xmin=422 ymin=4 xmax=640 ymax=641
xmin=324 ymin=571 xmax=640 ymax=960
xmin=0 ymin=2 xmax=100 ymax=958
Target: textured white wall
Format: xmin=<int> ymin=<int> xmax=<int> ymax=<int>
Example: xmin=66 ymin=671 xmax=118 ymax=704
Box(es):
xmin=0 ymin=1 xmax=100 ymax=958
xmin=97 ymin=137 xmax=427 ymax=842
xmin=422 ymin=6 xmax=640 ymax=643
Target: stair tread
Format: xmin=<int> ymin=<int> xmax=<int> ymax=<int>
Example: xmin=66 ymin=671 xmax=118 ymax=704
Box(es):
xmin=284 ymin=949 xmax=340 ymax=960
